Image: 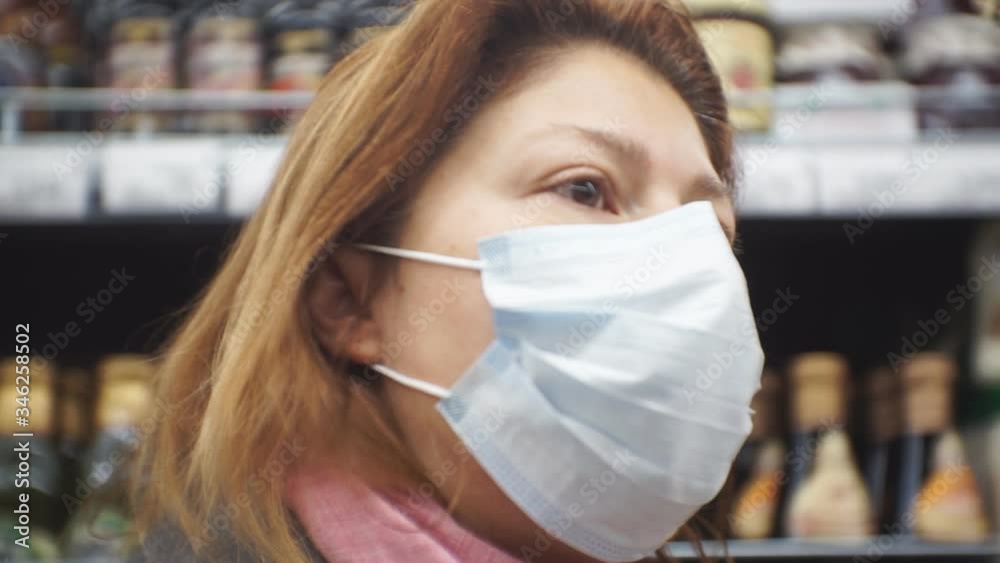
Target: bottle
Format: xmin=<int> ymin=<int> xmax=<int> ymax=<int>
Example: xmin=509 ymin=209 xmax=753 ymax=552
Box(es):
xmin=62 ymin=355 xmax=154 ymax=559
xmin=777 ymin=23 xmax=890 ymax=84
xmin=897 ymin=353 xmax=990 ymax=541
xmin=101 ymin=1 xmax=178 ymax=132
xmin=785 ymin=429 xmax=873 ymax=538
xmin=265 ymin=0 xmax=339 ymax=92
xmin=991 ymin=421 xmax=1000 ymax=535
xmin=684 ymin=0 xmax=775 ymax=132
xmin=0 ymin=358 xmax=62 ymax=560
xmin=781 ymin=353 xmax=872 ymax=538
xmin=39 ymin=5 xmax=92 ymax=130
xmin=900 ymin=0 xmax=1000 ymax=130
xmin=728 ymin=370 xmax=784 ymax=539
xmin=0 ymin=1 xmax=49 ymax=131
xmin=337 ymin=1 xmax=410 ymax=58
xmin=58 ymin=368 xmax=93 ymax=513
xmin=968 ymin=222 xmax=1000 ymax=538
xmin=182 ymin=6 xmax=264 ymax=132
xmin=864 ymin=367 xmax=903 ymax=532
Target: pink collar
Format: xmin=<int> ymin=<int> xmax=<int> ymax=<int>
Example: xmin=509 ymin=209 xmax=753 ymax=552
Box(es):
xmin=286 ymin=458 xmax=522 ymax=563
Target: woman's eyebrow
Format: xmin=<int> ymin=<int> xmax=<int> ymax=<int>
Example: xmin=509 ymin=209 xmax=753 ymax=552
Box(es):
xmin=545 ymin=122 xmax=652 ymax=172
xmin=688 ymin=174 xmax=733 ymax=200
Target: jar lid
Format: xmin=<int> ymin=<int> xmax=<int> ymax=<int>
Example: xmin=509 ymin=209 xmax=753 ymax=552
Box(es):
xmin=901 ymin=14 xmax=1000 ymax=76
xmin=190 ymin=16 xmax=258 ymax=42
xmin=112 ymin=17 xmax=173 ymax=42
xmin=683 ymin=0 xmax=768 ymax=19
xmin=777 ymin=23 xmax=888 ymax=76
xmin=275 ymin=29 xmax=333 ymax=53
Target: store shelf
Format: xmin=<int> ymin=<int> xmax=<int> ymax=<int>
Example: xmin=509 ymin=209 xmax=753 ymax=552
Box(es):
xmin=3 ymin=84 xmax=1000 ymax=113
xmin=767 ymin=0 xmax=918 ymax=24
xmin=1 ymin=133 xmax=998 ymax=223
xmin=662 ymin=537 xmax=1000 ymax=560
xmin=0 ymin=82 xmax=997 ymax=222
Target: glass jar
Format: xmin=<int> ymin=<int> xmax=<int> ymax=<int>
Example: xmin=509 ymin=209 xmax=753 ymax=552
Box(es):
xmin=685 ymin=0 xmax=775 ymax=132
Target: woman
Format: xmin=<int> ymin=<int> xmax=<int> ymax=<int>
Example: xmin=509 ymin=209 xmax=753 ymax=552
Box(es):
xmin=132 ymin=0 xmax=765 ymax=561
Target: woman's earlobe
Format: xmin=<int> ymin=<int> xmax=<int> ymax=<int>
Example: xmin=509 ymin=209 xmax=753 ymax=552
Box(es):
xmin=307 ymin=256 xmax=383 ymax=365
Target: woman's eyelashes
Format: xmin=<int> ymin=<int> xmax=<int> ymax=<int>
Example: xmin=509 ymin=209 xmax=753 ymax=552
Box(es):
xmin=548 ymin=177 xmax=618 ymax=213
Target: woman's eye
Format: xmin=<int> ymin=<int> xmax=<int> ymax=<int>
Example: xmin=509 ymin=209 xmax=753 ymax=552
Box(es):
xmin=551 ymin=179 xmax=609 ymax=210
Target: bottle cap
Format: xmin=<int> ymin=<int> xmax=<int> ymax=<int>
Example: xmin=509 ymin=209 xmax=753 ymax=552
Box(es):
xmin=901 ymin=352 xmax=956 ymax=434
xmin=789 ymin=352 xmax=848 ymax=431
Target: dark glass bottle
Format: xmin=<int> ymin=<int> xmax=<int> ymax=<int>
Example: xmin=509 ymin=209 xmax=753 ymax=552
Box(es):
xmin=900 ymin=0 xmax=1000 ymax=130
xmin=62 ymin=355 xmax=154 ymax=559
xmin=896 ymin=353 xmax=990 ymax=541
xmin=728 ymin=370 xmax=784 ymax=539
xmin=781 ymin=353 xmax=872 ymax=538
xmin=864 ymin=367 xmax=903 ymax=533
xmin=181 ymin=1 xmax=264 ymax=133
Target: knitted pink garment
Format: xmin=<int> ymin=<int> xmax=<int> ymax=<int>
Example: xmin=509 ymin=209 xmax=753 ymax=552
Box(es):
xmin=286 ymin=460 xmax=523 ymax=563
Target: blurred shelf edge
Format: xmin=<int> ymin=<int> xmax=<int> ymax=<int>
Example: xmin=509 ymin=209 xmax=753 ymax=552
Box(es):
xmin=2 ymin=84 xmax=1000 ymax=114
xmin=660 ymin=537 xmax=1000 ymax=560
xmin=3 ymin=133 xmax=1000 ymax=223
xmin=1 ymin=81 xmax=999 ymax=223
xmin=766 ymin=0 xmax=913 ymax=24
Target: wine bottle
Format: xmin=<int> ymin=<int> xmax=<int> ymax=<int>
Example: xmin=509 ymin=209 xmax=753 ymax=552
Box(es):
xmin=864 ymin=367 xmax=903 ymax=532
xmin=782 ymin=352 xmax=872 ymax=538
xmin=62 ymin=355 xmax=155 ymax=559
xmin=897 ymin=353 xmax=990 ymax=541
xmin=729 ymin=370 xmax=784 ymax=539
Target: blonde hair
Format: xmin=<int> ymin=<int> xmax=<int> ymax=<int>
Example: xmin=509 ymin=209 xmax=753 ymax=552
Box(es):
xmin=132 ymin=1 xmax=734 ymax=561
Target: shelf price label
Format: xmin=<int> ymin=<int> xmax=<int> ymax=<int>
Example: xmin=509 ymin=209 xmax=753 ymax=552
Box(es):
xmin=0 ymin=146 xmax=91 ymax=219
xmin=101 ymin=139 xmax=223 ymax=219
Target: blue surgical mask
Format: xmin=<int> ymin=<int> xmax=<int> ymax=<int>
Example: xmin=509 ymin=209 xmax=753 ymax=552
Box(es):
xmin=355 ymin=201 xmax=764 ymax=561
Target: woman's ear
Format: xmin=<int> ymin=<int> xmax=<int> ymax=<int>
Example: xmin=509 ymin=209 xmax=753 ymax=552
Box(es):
xmin=308 ymin=250 xmax=383 ymax=365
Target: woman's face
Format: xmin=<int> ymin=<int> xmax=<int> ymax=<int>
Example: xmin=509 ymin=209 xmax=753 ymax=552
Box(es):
xmin=351 ymin=43 xmax=735 ymax=560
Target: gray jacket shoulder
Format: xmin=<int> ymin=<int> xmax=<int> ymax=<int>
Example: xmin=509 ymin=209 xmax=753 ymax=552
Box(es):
xmin=128 ymin=517 xmax=326 ymax=563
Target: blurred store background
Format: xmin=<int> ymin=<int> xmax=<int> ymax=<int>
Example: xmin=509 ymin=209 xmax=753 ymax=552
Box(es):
xmin=1 ymin=0 xmax=1000 ymax=561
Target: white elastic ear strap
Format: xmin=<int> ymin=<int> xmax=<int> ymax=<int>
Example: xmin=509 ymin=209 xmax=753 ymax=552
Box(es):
xmin=371 ymin=363 xmax=451 ymax=400
xmin=353 ymin=243 xmax=484 ymax=271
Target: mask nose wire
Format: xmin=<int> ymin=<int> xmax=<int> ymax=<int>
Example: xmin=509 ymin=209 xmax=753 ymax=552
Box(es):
xmin=353 ymin=243 xmax=485 ymax=271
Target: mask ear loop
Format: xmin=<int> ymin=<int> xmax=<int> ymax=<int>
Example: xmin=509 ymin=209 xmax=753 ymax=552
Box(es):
xmin=353 ymin=243 xmax=485 ymax=271
xmin=370 ymin=364 xmax=452 ymax=400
